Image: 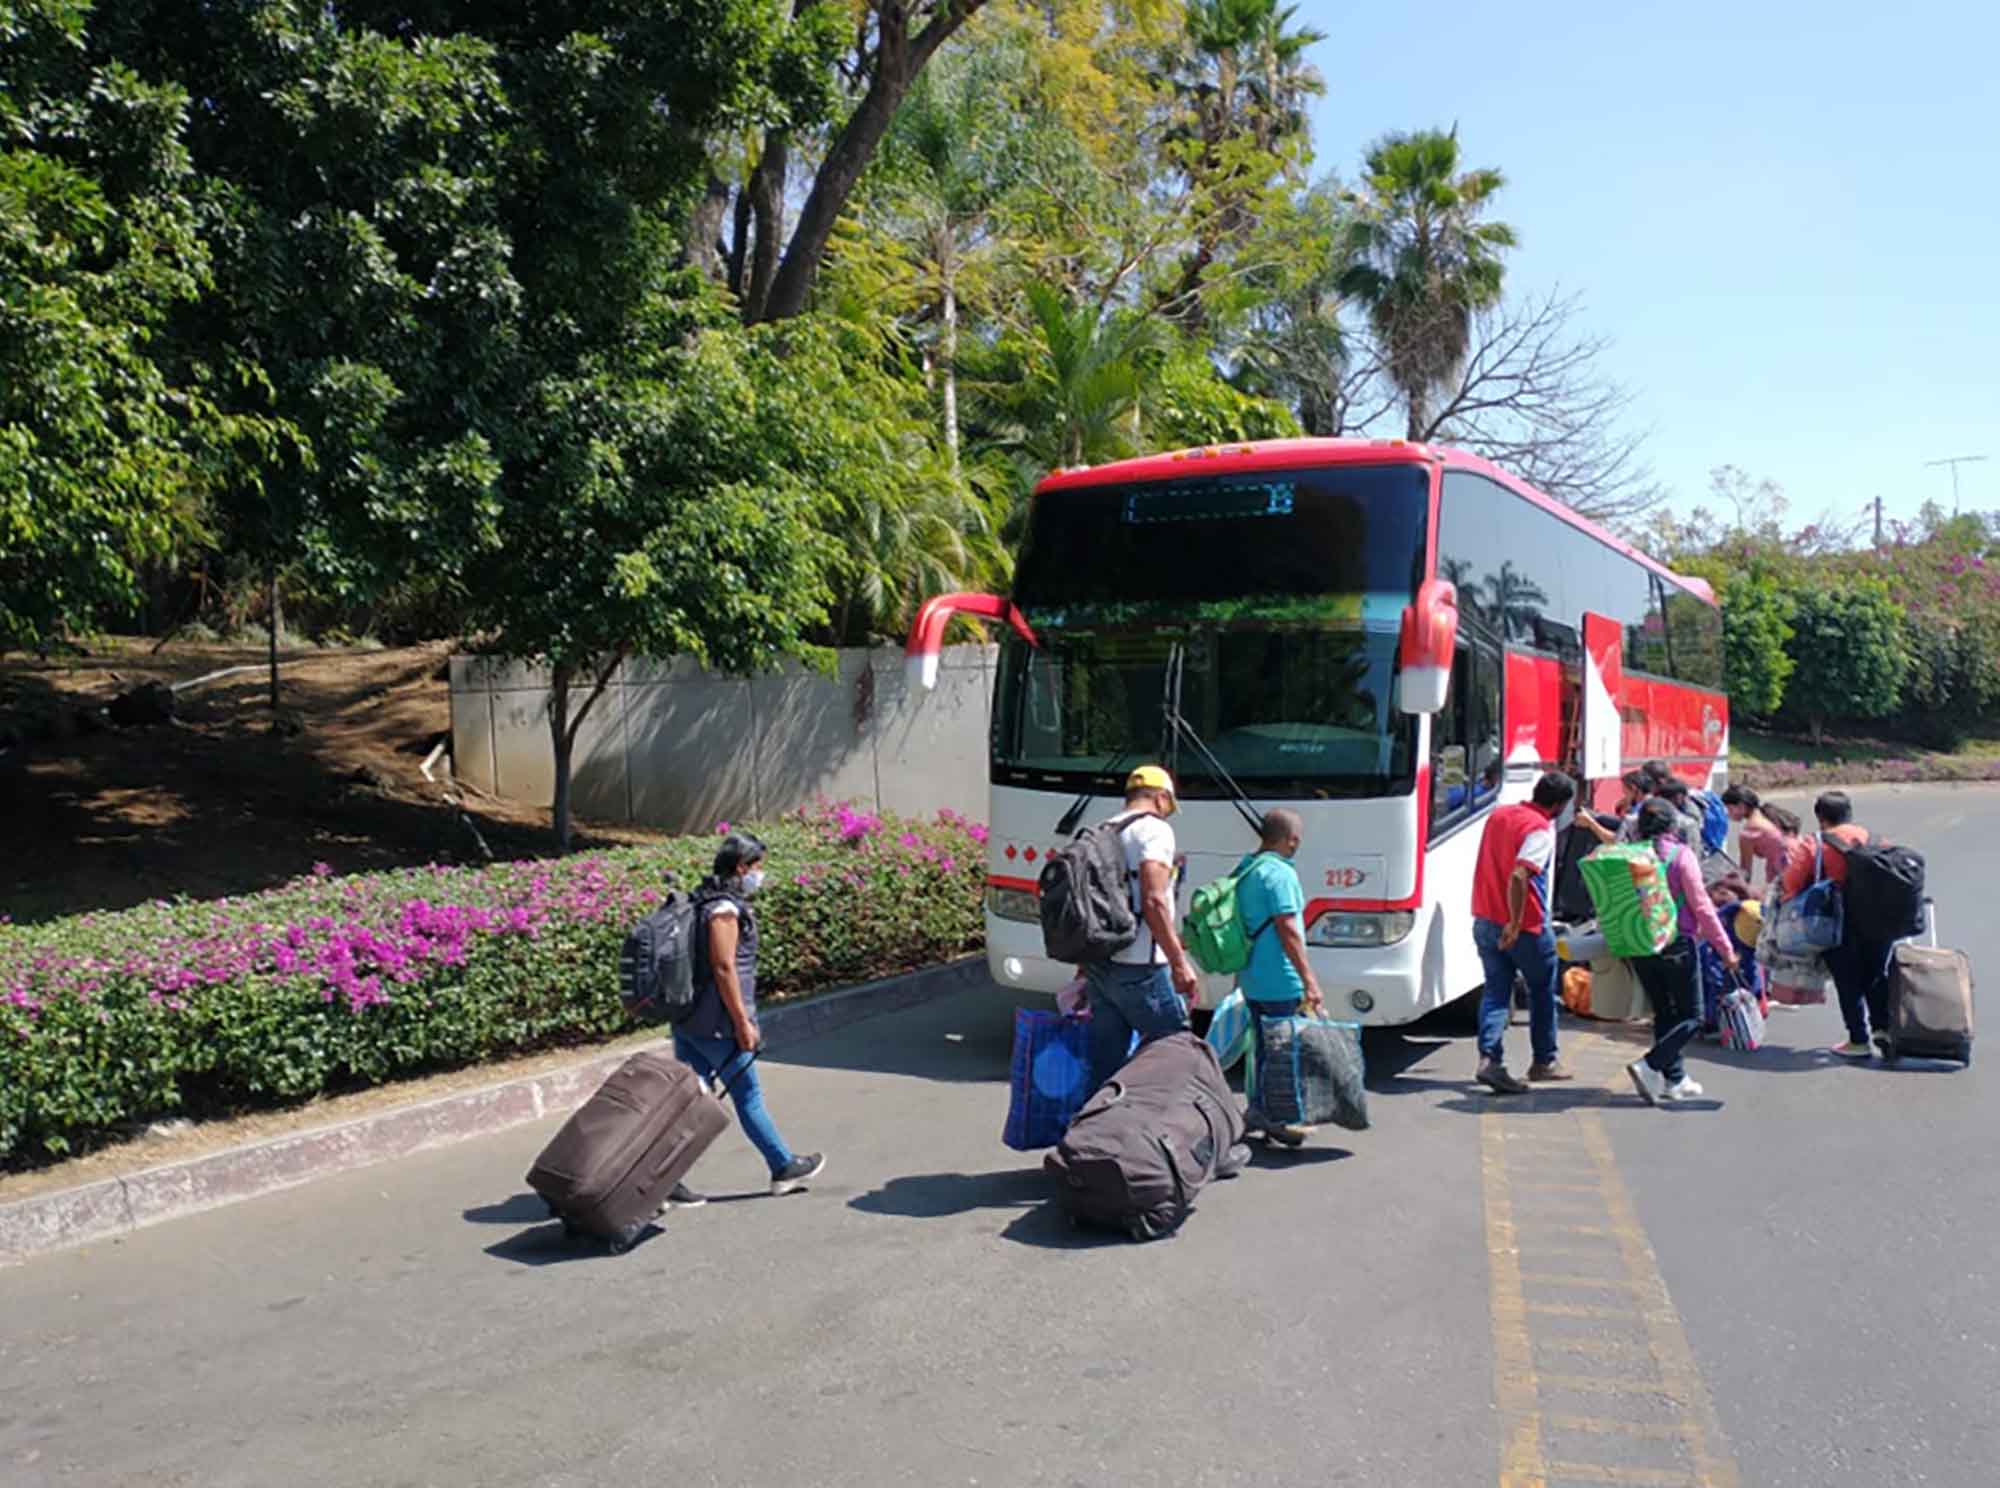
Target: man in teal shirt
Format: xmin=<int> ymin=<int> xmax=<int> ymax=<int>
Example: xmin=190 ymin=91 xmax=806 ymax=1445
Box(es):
xmin=1233 ymin=809 xmax=1327 ymax=1144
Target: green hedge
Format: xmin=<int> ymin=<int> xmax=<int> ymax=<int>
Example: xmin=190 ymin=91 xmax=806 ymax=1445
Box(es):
xmin=0 ymin=802 xmax=987 ymax=1165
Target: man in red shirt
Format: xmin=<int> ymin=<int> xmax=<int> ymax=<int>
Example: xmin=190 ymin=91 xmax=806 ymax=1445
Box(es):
xmin=1471 ymin=771 xmax=1576 ymax=1093
xmin=1781 ymin=790 xmax=1881 ymax=1058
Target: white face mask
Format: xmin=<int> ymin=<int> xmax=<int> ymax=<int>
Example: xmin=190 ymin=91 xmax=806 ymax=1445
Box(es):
xmin=740 ymin=868 xmax=766 ymax=895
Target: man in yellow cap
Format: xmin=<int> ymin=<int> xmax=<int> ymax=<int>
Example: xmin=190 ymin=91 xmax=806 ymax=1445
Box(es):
xmin=1082 ymin=764 xmax=1202 ymax=1091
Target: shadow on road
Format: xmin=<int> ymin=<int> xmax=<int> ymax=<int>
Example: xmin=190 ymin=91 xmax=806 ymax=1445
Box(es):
xmin=849 ymin=1166 xmax=1047 ymax=1219
xmin=763 ymin=988 xmax=1017 ymax=1084
xmin=481 ymin=1221 xmax=661 ymax=1266
xmin=463 ymin=1193 xmax=550 ymax=1225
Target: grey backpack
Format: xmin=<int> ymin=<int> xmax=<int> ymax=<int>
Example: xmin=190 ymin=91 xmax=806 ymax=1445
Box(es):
xmin=1038 ymin=811 xmax=1148 ymax=963
xmin=1044 ymin=1033 xmax=1245 ymax=1241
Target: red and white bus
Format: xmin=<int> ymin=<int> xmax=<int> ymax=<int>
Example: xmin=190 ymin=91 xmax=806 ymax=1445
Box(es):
xmin=905 ymin=438 xmax=1728 ymax=1025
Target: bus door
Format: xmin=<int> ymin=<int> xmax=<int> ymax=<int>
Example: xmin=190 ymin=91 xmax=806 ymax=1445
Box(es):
xmin=1581 ymin=611 xmax=1623 ymax=811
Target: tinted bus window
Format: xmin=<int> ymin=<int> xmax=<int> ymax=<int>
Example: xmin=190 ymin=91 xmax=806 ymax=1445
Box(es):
xmin=1663 ymin=581 xmax=1724 ymax=689
xmin=1437 ymin=472 xmax=1563 ymax=651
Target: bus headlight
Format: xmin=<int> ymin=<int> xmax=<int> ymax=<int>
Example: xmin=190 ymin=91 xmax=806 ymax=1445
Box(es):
xmin=986 ymin=885 xmax=1040 ymax=923
xmin=1307 ymin=910 xmax=1415 ymax=948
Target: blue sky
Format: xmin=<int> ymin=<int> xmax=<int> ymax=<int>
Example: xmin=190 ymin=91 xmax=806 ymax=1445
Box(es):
xmin=1297 ymin=0 xmax=1998 ymax=530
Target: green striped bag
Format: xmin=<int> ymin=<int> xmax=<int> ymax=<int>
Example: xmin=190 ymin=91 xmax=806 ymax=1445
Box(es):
xmin=1577 ymin=844 xmax=1680 ymax=958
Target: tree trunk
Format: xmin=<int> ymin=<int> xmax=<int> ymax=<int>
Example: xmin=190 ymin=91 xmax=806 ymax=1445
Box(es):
xmin=727 ymin=183 xmax=752 ymax=302
xmin=742 ymin=130 xmax=790 ymax=323
xmin=939 ymin=247 xmax=960 ymax=473
xmin=266 ymin=558 xmax=281 ymax=710
xmin=680 ymin=169 xmax=733 ymax=279
xmin=547 ymin=648 xmax=629 ymax=852
xmin=548 ymin=662 xmax=574 ymax=853
xmin=758 ymin=0 xmax=986 ymax=323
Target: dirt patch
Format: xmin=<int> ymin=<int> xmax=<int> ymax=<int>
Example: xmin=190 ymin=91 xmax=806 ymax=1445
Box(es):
xmin=2 ymin=639 xmax=667 ymax=924
xmin=0 ymin=1028 xmax=666 ymax=1205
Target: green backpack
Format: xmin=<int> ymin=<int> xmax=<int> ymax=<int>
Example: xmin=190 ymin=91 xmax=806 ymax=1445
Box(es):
xmin=1183 ymin=852 xmax=1281 ymax=975
xmin=1578 ymin=842 xmax=1684 ymax=958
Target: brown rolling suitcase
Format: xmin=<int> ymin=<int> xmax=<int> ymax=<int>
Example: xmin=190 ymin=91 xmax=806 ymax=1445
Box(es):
xmin=526 ymin=1050 xmax=739 ymax=1252
xmin=1881 ymin=902 xmax=1973 ymax=1067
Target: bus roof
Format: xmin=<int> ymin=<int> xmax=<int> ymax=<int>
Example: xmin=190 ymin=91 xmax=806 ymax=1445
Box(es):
xmin=1033 ymin=437 xmax=1717 ymax=607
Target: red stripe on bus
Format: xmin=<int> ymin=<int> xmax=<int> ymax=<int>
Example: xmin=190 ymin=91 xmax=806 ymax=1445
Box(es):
xmin=987 ymin=874 xmax=1040 ymax=895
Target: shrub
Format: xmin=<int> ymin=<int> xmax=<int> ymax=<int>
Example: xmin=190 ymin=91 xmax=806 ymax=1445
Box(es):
xmin=0 ymin=802 xmax=987 ymax=1165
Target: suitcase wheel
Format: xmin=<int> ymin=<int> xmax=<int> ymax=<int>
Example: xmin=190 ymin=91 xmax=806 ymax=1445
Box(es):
xmin=560 ymin=1218 xmax=583 ymax=1240
xmin=607 ymin=1222 xmax=647 ymax=1255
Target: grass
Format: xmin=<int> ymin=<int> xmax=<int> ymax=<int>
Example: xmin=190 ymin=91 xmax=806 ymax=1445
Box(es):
xmin=1731 ymin=727 xmax=2000 ymax=769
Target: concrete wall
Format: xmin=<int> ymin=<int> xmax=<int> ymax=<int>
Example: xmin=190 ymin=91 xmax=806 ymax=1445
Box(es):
xmin=447 ymin=645 xmax=997 ymax=832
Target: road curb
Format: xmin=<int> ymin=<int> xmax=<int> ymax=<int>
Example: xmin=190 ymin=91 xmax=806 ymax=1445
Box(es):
xmin=0 ymin=956 xmax=990 ymax=1265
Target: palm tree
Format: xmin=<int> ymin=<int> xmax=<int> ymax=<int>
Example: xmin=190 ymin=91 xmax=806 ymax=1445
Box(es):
xmin=1337 ymin=128 xmax=1516 ymax=439
xmin=873 ymin=46 xmax=1039 ymax=471
xmin=980 ymin=280 xmax=1165 ymax=473
xmin=1165 ymin=0 xmax=1326 ymax=319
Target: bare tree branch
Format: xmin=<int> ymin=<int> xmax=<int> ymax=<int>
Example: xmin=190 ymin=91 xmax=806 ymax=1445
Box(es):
xmin=1408 ymin=288 xmax=1665 ymax=526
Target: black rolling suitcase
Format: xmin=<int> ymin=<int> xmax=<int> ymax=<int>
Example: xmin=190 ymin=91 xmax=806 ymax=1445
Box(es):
xmin=1880 ymin=901 xmax=1974 ymax=1067
xmin=526 ymin=1051 xmax=741 ymax=1251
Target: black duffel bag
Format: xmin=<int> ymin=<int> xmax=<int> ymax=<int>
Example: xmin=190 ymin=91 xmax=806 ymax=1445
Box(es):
xmin=1045 ymin=1033 xmax=1245 ymax=1241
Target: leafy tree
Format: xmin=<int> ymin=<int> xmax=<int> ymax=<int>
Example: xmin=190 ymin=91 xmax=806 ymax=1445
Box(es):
xmin=1781 ymin=579 xmax=1908 ymax=746
xmin=463 ymin=310 xmax=852 ymax=850
xmin=1336 ymin=128 xmax=1515 ymax=439
xmin=0 ymin=0 xmax=278 ymax=650
xmin=1147 ymin=348 xmax=1300 ymax=449
xmin=1680 ymin=558 xmax=1796 ymax=718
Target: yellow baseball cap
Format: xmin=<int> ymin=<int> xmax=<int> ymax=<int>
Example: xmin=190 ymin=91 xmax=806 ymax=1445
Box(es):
xmin=1126 ymin=764 xmax=1178 ymax=813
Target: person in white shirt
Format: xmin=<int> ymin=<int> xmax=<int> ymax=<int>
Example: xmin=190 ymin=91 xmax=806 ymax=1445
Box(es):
xmin=1083 ymin=764 xmax=1202 ymax=1091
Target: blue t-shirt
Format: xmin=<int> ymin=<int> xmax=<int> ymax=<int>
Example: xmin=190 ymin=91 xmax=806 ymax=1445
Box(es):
xmin=1234 ymin=852 xmax=1305 ymax=1005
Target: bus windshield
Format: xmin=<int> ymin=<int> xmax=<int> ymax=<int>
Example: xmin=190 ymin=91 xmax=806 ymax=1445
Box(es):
xmin=994 ymin=462 xmax=1430 ymax=798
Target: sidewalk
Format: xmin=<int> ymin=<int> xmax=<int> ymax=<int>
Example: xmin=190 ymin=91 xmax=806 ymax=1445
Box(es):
xmin=0 ymin=956 xmax=988 ymax=1265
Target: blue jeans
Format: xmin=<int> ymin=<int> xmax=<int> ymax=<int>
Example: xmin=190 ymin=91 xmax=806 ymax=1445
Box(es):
xmin=1473 ymin=918 xmax=1559 ymax=1067
xmin=1084 ymin=960 xmax=1189 ymax=1092
xmin=672 ymin=1031 xmax=794 ymax=1178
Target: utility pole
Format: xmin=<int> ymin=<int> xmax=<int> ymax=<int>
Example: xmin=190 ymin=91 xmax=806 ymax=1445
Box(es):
xmin=1924 ymin=454 xmax=1988 ymax=516
xmin=1873 ymin=495 xmax=1884 ymax=546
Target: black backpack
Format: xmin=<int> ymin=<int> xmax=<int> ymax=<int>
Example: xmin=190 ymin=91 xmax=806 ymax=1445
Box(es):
xmin=618 ymin=890 xmax=720 ymax=1025
xmin=1842 ymin=840 xmax=1926 ymax=943
xmin=1038 ymin=811 xmax=1149 ymax=963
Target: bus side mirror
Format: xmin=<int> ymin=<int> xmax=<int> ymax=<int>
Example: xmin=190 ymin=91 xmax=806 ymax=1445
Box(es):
xmin=1396 ymin=579 xmax=1459 ymax=715
xmin=904 ymin=592 xmax=1038 ymax=692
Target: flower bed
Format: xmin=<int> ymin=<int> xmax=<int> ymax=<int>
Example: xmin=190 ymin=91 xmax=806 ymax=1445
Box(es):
xmin=0 ymin=803 xmax=987 ymax=1166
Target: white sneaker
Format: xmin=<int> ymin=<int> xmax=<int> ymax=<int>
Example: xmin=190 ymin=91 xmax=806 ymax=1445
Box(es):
xmin=1626 ymin=1058 xmax=1666 ymax=1107
xmin=1662 ymin=1077 xmax=1705 ymax=1101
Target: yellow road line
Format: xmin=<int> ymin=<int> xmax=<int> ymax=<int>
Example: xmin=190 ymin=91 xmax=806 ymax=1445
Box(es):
xmin=1542 ymin=1415 xmax=1687 ymax=1441
xmin=1481 ymin=1113 xmax=1547 ymax=1488
xmin=1533 ymin=1336 xmax=1645 ymax=1359
xmin=1517 ymin=1300 xmax=1640 ymax=1321
xmin=1545 ymin=1460 xmax=1701 ymax=1485
xmin=1537 ymin=1373 xmax=1684 ymax=1400
xmin=1519 ymin=1274 xmax=1652 ymax=1290
xmin=1481 ymin=1030 xmax=1745 ymax=1488
xmin=1575 ymin=1112 xmax=1742 ymax=1488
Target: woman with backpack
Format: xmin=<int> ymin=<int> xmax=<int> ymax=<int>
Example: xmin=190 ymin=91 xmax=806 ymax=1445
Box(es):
xmin=671 ymin=832 xmax=826 ymax=1201
xmin=1625 ymin=800 xmax=1741 ymax=1106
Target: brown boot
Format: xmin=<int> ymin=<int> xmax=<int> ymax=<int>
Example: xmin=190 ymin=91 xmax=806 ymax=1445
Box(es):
xmin=1477 ymin=1059 xmax=1529 ymax=1094
xmin=1528 ymin=1059 xmax=1575 ymax=1082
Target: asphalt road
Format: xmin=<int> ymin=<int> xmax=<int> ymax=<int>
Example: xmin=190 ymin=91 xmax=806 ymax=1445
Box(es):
xmin=1 ymin=783 xmax=1993 ymax=1488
